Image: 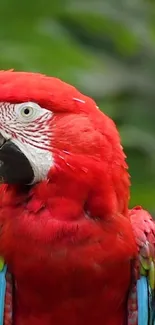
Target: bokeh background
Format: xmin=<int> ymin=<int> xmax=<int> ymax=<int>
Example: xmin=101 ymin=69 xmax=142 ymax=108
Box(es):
xmin=1 ymin=0 xmax=155 ymax=212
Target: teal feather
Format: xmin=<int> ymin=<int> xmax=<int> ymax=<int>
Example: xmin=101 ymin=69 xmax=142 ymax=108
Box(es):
xmin=0 ymin=264 xmax=7 ymax=325
xmin=137 ymin=276 xmax=148 ymax=325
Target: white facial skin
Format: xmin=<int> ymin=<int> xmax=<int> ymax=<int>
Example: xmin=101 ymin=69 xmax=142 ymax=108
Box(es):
xmin=0 ymin=102 xmax=54 ymax=184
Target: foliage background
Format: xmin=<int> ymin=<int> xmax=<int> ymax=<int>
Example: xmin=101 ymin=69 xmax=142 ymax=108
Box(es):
xmin=1 ymin=0 xmax=155 ymax=212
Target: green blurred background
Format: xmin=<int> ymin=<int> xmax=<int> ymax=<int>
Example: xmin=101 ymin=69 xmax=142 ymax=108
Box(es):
xmin=1 ymin=0 xmax=155 ymax=212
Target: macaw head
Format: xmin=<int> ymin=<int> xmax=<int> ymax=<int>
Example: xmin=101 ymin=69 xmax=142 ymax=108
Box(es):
xmin=0 ymin=70 xmax=129 ymax=217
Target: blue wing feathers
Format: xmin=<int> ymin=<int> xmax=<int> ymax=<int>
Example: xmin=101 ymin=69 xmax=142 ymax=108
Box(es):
xmin=137 ymin=276 xmax=148 ymax=325
xmin=0 ymin=265 xmax=7 ymax=325
xmin=137 ymin=275 xmax=155 ymax=325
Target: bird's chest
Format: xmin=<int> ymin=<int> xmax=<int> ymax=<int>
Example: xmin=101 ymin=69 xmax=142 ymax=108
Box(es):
xmin=11 ymin=244 xmax=131 ymax=325
xmin=0 ymin=204 xmax=136 ymax=325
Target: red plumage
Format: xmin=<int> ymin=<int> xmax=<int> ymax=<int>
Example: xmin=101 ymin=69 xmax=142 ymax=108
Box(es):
xmin=0 ymin=70 xmax=153 ymax=325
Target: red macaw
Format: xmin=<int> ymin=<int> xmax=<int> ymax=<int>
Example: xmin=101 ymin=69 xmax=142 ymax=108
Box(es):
xmin=0 ymin=70 xmax=154 ymax=325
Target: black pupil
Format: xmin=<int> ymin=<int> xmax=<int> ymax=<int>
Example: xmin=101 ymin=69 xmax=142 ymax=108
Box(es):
xmin=24 ymin=108 xmax=30 ymax=115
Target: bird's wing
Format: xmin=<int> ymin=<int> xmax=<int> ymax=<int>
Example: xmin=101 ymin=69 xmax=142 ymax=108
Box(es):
xmin=128 ymin=206 xmax=155 ymax=325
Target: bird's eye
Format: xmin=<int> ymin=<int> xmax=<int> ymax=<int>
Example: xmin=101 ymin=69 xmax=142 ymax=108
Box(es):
xmin=20 ymin=106 xmax=34 ymax=118
xmin=16 ymin=102 xmax=47 ymax=122
xmin=17 ymin=102 xmax=41 ymax=121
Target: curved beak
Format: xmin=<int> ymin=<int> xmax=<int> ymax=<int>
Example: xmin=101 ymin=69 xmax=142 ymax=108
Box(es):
xmin=0 ymin=134 xmax=34 ymax=184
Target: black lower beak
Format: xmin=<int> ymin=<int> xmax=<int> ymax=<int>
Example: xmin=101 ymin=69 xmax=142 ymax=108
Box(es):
xmin=0 ymin=140 xmax=34 ymax=184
